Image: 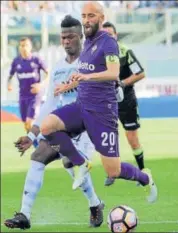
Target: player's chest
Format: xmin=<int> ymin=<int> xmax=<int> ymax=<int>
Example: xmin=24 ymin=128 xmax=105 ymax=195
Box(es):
xmin=53 ymin=67 xmax=77 ymax=85
xmin=80 ymin=42 xmax=105 ymax=65
xmin=15 ymin=61 xmax=39 ymax=73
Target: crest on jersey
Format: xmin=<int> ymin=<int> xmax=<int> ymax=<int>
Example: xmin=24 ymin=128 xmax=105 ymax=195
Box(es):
xmin=91 ymin=45 xmax=97 ymax=54
xmin=16 ymin=64 xmax=22 ymax=70
xmin=30 ymin=62 xmax=37 ymax=68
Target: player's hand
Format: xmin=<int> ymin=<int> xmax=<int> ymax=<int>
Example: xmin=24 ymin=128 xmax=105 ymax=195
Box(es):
xmin=54 ymin=83 xmax=69 ymax=96
xmin=30 ymin=83 xmax=42 ymax=94
xmin=14 ymin=136 xmax=33 ymax=156
xmin=7 ymin=84 xmax=13 ymax=91
xmin=70 ymin=73 xmax=90 ymax=82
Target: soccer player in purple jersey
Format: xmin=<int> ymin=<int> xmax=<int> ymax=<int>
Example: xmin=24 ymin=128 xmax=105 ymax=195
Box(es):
xmin=37 ymin=1 xmax=157 ymax=203
xmin=7 ymin=37 xmax=48 ymax=133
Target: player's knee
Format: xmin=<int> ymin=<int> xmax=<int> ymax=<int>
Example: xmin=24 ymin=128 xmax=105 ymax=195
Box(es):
xmin=107 ymin=168 xmax=121 ymax=178
xmin=40 ymin=119 xmax=54 ymax=136
xmin=31 ymin=150 xmax=45 ymax=164
xmin=31 ymin=140 xmax=59 ymax=165
xmin=62 ymin=156 xmax=74 ymax=169
xmin=40 ymin=124 xmax=52 ymax=136
xmin=31 ymin=146 xmax=59 ymax=165
xmin=40 ymin=114 xmax=65 ymax=136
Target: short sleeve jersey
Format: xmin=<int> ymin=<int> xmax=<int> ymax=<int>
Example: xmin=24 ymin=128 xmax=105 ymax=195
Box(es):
xmin=9 ymin=55 xmax=47 ymax=99
xmin=77 ymin=31 xmax=120 ymax=113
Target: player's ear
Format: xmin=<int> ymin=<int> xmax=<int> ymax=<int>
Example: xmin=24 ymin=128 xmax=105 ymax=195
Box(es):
xmin=100 ymin=14 xmax=105 ymax=24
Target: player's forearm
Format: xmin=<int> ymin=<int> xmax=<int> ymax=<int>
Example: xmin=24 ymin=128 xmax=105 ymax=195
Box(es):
xmin=87 ymin=70 xmax=119 ymax=82
xmin=122 ymin=72 xmax=145 ymax=86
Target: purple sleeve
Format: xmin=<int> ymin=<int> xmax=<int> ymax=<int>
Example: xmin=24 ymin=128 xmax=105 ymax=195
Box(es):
xmin=103 ymin=37 xmax=120 ymax=57
xmin=37 ymin=57 xmax=48 ymax=73
xmin=9 ymin=59 xmax=16 ymax=76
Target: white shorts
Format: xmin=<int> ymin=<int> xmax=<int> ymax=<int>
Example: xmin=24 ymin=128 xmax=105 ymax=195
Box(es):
xmin=72 ymin=132 xmax=95 ymax=160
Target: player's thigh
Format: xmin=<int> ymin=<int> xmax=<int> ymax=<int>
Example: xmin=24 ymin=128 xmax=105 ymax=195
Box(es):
xmin=83 ymin=111 xmax=120 ymax=176
xmin=41 ymin=114 xmax=65 ymax=135
xmin=41 ymin=102 xmax=85 ymax=136
xmin=119 ymin=101 xmax=140 ymax=131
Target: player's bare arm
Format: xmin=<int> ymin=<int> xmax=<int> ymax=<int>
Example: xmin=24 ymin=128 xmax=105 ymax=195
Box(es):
xmin=54 ymin=81 xmax=79 ymax=96
xmin=7 ymin=75 xmax=13 ymax=91
xmin=31 ymin=70 xmax=49 ymax=94
xmin=71 ymin=56 xmax=120 ymax=82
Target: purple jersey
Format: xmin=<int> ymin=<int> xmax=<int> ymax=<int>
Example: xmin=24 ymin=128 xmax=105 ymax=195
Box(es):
xmin=77 ymin=31 xmax=119 ymax=113
xmin=9 ymin=55 xmax=47 ymax=99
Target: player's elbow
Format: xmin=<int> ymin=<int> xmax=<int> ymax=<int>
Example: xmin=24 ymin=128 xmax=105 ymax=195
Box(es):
xmin=109 ymin=71 xmax=120 ymax=81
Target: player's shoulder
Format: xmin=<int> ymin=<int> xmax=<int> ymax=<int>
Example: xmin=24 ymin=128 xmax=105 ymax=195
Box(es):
xmin=50 ymin=58 xmax=65 ymax=76
xmin=12 ymin=56 xmax=20 ymax=63
xmin=31 ymin=54 xmax=42 ymax=62
xmin=103 ymin=32 xmax=117 ymax=43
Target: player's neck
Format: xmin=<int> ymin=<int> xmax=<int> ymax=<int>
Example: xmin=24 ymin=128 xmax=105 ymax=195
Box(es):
xmin=66 ymin=52 xmax=80 ymax=64
xmin=21 ymin=53 xmax=32 ymax=60
xmin=87 ymin=29 xmax=104 ymax=40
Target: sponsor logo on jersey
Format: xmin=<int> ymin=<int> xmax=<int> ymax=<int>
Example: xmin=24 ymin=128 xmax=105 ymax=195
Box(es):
xmin=78 ymin=61 xmax=95 ymax=71
xmin=30 ymin=62 xmax=38 ymax=68
xmin=17 ymin=64 xmax=22 ymax=70
xmin=18 ymin=72 xmax=37 ymax=79
xmin=91 ymin=45 xmax=97 ymax=54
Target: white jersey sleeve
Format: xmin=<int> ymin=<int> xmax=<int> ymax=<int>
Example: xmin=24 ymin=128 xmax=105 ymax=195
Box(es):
xmin=33 ymin=71 xmax=56 ymax=127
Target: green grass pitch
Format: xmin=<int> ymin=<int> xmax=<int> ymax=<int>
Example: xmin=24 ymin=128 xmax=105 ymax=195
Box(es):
xmin=1 ymin=118 xmax=178 ymax=232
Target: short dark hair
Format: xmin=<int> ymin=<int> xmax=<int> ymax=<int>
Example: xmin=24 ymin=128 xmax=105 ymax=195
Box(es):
xmin=103 ymin=21 xmax=117 ymax=34
xmin=19 ymin=37 xmax=32 ymax=44
xmin=61 ymin=15 xmax=82 ymax=29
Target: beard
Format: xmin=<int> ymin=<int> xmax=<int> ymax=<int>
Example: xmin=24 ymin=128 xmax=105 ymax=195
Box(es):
xmin=84 ymin=22 xmax=100 ymax=38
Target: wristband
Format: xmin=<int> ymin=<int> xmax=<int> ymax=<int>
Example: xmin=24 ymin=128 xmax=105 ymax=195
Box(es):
xmin=118 ymin=80 xmax=126 ymax=88
xmin=27 ymin=132 xmax=36 ymax=142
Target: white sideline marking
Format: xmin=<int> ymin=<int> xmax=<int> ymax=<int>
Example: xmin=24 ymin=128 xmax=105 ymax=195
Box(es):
xmin=2 ymin=220 xmax=178 ymax=226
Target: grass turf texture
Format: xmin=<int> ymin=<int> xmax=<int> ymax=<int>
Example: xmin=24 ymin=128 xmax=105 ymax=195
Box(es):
xmin=1 ymin=118 xmax=178 ymax=232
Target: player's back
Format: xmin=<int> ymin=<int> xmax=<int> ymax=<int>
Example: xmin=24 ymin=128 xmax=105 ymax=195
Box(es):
xmin=10 ymin=55 xmax=44 ymax=99
xmin=77 ymin=31 xmax=119 ymax=113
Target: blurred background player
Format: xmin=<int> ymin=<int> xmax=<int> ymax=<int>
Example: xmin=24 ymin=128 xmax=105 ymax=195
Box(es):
xmin=7 ymin=37 xmax=49 ymax=145
xmin=102 ymin=21 xmax=147 ymax=186
xmin=4 ymin=15 xmax=103 ymax=230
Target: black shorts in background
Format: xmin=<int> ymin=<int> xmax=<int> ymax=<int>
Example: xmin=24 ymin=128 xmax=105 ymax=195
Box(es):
xmin=118 ymin=89 xmax=140 ymax=131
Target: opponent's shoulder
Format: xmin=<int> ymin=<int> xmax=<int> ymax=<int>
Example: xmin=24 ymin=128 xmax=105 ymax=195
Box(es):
xmin=12 ymin=56 xmax=20 ymax=64
xmin=118 ymin=42 xmax=130 ymax=57
xmin=50 ymin=58 xmax=66 ymax=77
